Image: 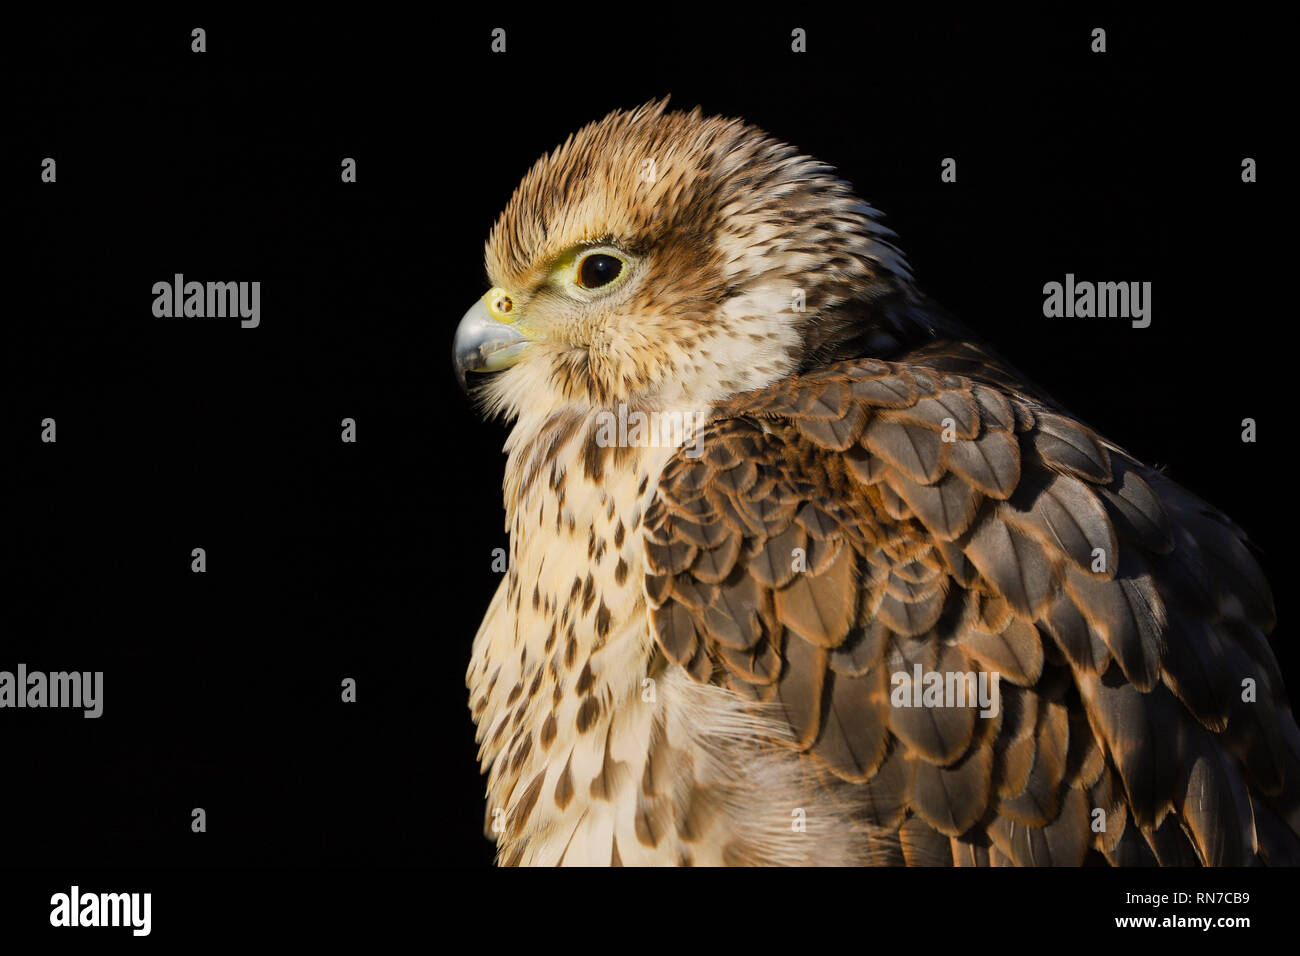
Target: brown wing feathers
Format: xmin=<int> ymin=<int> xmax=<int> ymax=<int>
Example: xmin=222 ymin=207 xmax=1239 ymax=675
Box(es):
xmin=643 ymin=352 xmax=1300 ymax=865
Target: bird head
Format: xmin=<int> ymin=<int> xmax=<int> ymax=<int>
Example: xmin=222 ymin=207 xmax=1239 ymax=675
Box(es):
xmin=453 ymin=99 xmax=916 ymax=420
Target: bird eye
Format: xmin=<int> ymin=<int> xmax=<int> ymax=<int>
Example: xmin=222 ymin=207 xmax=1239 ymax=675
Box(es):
xmin=577 ymin=253 xmax=624 ymax=289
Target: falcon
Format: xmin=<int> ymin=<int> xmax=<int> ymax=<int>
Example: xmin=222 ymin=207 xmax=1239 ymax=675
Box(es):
xmin=452 ymin=100 xmax=1300 ymax=866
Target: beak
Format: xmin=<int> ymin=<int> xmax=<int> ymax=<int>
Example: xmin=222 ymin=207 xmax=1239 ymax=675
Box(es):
xmin=453 ymin=287 xmax=537 ymax=392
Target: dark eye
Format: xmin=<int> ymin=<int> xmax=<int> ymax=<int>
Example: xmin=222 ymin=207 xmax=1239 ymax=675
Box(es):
xmin=578 ymin=253 xmax=623 ymax=289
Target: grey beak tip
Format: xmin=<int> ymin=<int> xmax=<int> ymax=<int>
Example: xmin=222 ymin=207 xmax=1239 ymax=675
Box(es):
xmin=453 ymin=297 xmax=531 ymax=395
xmin=453 ymin=348 xmax=471 ymax=394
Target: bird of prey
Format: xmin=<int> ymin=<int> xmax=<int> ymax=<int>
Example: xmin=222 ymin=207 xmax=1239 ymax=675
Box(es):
xmin=453 ymin=100 xmax=1300 ymax=866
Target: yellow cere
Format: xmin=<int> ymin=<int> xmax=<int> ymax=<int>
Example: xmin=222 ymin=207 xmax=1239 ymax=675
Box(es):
xmin=484 ymin=286 xmax=517 ymax=322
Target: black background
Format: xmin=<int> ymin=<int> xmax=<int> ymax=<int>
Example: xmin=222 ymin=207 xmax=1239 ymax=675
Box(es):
xmin=1 ymin=9 xmax=1289 ymax=884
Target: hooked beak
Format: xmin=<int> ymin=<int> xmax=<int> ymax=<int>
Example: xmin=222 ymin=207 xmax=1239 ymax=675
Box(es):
xmin=453 ymin=287 xmax=538 ymax=393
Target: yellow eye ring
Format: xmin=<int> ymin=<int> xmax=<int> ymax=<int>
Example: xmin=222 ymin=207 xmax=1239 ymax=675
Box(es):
xmin=551 ymin=244 xmax=633 ymax=298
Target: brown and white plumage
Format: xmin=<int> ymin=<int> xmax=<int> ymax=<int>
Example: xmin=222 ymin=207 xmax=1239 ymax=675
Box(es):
xmin=455 ymin=100 xmax=1300 ymax=866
